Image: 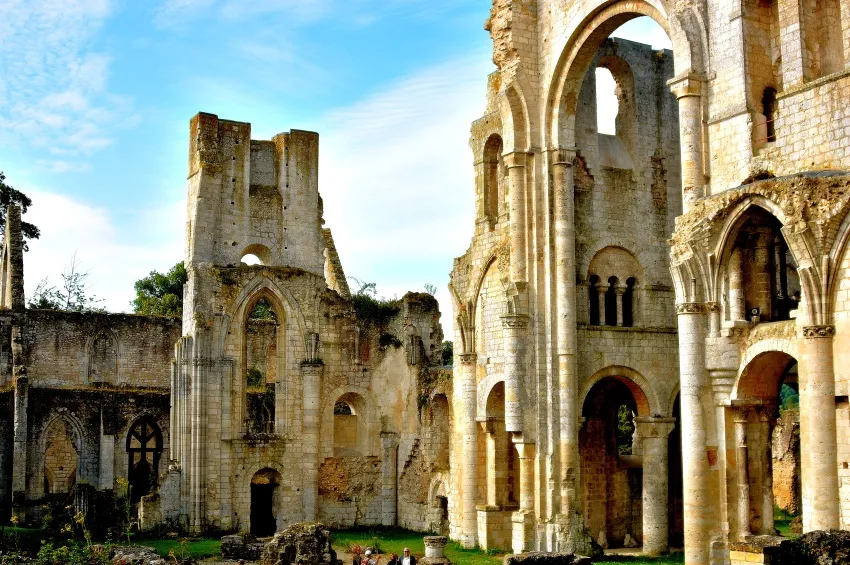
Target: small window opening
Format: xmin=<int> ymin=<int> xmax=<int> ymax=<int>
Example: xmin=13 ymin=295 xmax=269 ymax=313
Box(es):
xmin=604 ymin=276 xmax=619 ymax=326
xmin=623 ymin=277 xmax=636 ymax=327
xmin=241 ymin=254 xmax=262 ymax=265
xmin=762 ymin=88 xmax=777 ymax=143
xmin=595 ymin=67 xmax=618 ymax=135
xmin=588 ymin=275 xmax=601 ymax=325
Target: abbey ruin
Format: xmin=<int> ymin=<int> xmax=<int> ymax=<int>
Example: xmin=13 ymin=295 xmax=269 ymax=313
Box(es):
xmin=1 ymin=0 xmax=850 ymax=564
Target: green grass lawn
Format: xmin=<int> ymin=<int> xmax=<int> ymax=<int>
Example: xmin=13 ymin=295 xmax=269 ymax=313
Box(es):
xmin=135 ymin=537 xmax=222 ymax=559
xmin=331 ymin=527 xmax=684 ymax=565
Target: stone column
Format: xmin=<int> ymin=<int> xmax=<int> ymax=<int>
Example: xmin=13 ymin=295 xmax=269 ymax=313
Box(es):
xmin=458 ymin=353 xmax=478 ymax=548
xmin=706 ymin=302 xmax=722 ymax=338
xmin=734 ymin=406 xmax=752 ymax=540
xmin=502 ymin=314 xmax=528 ymax=433
xmin=728 ymin=247 xmax=746 ymax=321
xmin=676 ymin=302 xmax=711 ymax=565
xmin=512 ymin=441 xmax=536 ymax=553
xmin=710 ymin=369 xmax=737 ymax=546
xmin=98 ymin=404 xmax=115 ymax=491
xmin=635 ymin=417 xmax=676 ymax=556
xmin=800 ymin=325 xmax=840 ymax=531
xmin=11 ymin=372 xmax=28 ymax=511
xmin=597 ymin=285 xmax=608 ymax=326
xmin=553 ymin=149 xmax=579 ymax=516
xmin=381 ymin=432 xmax=399 ymax=526
xmin=757 ymin=408 xmax=776 ymax=535
xmin=615 ymin=285 xmax=627 ymax=327
xmin=505 ymin=151 xmax=527 ymax=283
xmin=669 ymin=74 xmax=705 ymax=213
xmin=752 ymin=230 xmax=772 ymax=320
xmin=484 ymin=422 xmax=498 ymax=507
xmin=301 ymin=362 xmax=323 ymax=522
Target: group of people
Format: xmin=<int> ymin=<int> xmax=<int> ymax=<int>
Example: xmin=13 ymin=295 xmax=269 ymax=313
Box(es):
xmin=356 ymin=547 xmax=417 ymax=565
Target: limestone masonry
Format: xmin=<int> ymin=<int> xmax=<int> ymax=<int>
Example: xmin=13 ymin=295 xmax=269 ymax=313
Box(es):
xmin=2 ymin=1 xmax=850 ymax=565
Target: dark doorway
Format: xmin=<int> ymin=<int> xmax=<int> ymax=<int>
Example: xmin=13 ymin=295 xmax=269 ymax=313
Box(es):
xmin=250 ymin=468 xmax=281 ymax=537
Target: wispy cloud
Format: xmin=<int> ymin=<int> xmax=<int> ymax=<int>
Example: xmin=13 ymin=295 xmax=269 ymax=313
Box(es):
xmin=155 ymin=0 xmax=332 ymax=27
xmin=23 ymin=189 xmax=185 ymax=313
xmin=317 ymin=51 xmax=493 ymax=326
xmin=0 ymin=0 xmax=133 ymax=166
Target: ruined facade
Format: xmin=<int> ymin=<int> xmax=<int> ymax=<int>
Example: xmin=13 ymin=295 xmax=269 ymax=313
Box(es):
xmin=0 ymin=114 xmax=446 ymax=537
xmin=448 ymin=1 xmax=850 ymax=564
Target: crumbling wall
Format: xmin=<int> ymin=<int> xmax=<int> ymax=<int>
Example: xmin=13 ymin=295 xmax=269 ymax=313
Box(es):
xmin=773 ymin=410 xmax=801 ymax=515
xmin=317 ymin=456 xmax=382 ymax=527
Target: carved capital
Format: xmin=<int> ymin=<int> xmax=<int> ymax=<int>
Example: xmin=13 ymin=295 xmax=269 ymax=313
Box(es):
xmin=459 ymin=353 xmax=477 ymax=365
xmin=676 ymin=302 xmax=706 ymax=315
xmin=300 ymin=362 xmax=324 ymax=377
xmin=501 ymin=314 xmax=530 ymax=329
xmin=705 ymin=301 xmax=721 ymax=313
xmin=802 ymin=325 xmax=835 ymax=338
xmin=550 ymin=147 xmax=577 ymax=166
xmin=503 ymin=151 xmax=527 ymax=169
xmin=668 ymin=72 xmax=705 ymax=99
xmin=634 ymin=416 xmax=676 ymax=438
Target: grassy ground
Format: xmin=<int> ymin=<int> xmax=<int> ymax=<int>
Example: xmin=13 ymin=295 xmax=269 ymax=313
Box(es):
xmin=136 ymin=537 xmax=222 ymax=559
xmin=331 ymin=527 xmax=684 ymax=565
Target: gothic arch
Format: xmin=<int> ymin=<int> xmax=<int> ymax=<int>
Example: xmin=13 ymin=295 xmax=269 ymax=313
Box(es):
xmin=498 ymin=77 xmax=534 ymax=152
xmin=229 ymin=276 xmax=308 ymax=358
xmin=320 ymin=385 xmax=380 ymax=458
xmin=579 ymin=365 xmax=660 ymax=417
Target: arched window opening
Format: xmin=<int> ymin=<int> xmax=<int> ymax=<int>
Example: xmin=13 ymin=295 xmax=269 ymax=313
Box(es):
xmin=483 ymin=135 xmax=504 ymax=226
xmin=623 ymin=277 xmax=636 ymax=327
xmin=723 ymin=207 xmax=798 ymax=324
xmin=241 ymin=254 xmax=262 ymax=265
xmin=588 ymin=275 xmax=601 ymax=325
xmin=126 ymin=416 xmax=163 ymax=502
xmin=333 ymin=392 xmax=366 ymax=456
xmin=43 ymin=418 xmax=78 ymax=495
xmin=604 ymin=276 xmax=618 ymax=326
xmin=762 ymin=87 xmax=777 ymax=143
xmin=245 ymin=297 xmax=279 ymax=436
xmin=595 ymin=67 xmax=618 ymax=136
xmin=480 ymin=382 xmax=518 ymax=509
xmin=250 ymin=468 xmax=281 ymax=537
xmin=241 ymin=243 xmax=272 ymax=266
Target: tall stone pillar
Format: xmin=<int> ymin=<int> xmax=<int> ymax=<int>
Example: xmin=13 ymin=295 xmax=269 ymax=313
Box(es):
xmin=553 ymin=149 xmax=579 ymax=517
xmin=512 ymin=441 xmax=536 ymax=554
xmin=381 ymin=432 xmax=399 ymax=526
xmin=505 ymin=151 xmax=527 ymax=283
xmin=728 ymin=247 xmax=746 ymax=321
xmin=11 ymin=372 xmax=28 ymax=513
xmin=635 ymin=417 xmax=676 ymax=556
xmin=800 ymin=325 xmax=839 ymax=531
xmin=502 ymin=314 xmax=528 ymax=433
xmin=301 ymin=362 xmax=323 ymax=522
xmin=757 ymin=408 xmax=776 ymax=535
xmin=458 ymin=353 xmax=478 ymax=548
xmin=669 ymin=74 xmax=705 ymax=213
xmin=734 ymin=406 xmax=752 ymax=539
xmin=676 ymin=302 xmax=711 ymax=565
xmin=710 ymin=368 xmax=737 ymax=547
xmin=752 ymin=230 xmax=772 ymax=319
xmin=484 ymin=422 xmax=498 ymax=507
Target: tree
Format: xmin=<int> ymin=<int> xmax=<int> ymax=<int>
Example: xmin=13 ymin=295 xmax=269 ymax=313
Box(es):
xmin=131 ymin=261 xmax=187 ymax=317
xmin=441 ymin=340 xmax=453 ymax=366
xmin=28 ymin=253 xmax=104 ymax=311
xmin=0 ymin=171 xmax=40 ymax=250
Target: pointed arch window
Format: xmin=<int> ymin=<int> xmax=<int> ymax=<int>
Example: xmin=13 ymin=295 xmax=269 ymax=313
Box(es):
xmin=126 ymin=416 xmax=163 ymax=501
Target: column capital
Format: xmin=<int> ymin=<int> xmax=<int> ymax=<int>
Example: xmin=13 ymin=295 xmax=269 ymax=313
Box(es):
xmin=802 ymin=325 xmax=835 ymax=338
xmin=756 ymin=405 xmax=778 ymax=423
xmin=614 ymin=285 xmax=627 ymax=296
xmin=709 ymin=369 xmax=737 ymax=404
xmin=668 ymin=72 xmax=706 ymax=98
xmin=732 ymin=404 xmax=753 ymax=423
xmin=459 ymin=352 xmax=477 ymax=365
xmin=676 ymin=302 xmax=706 ymax=315
xmin=596 ymin=285 xmax=609 ymax=296
xmin=300 ymin=361 xmax=324 ymax=376
xmin=503 ymin=151 xmax=527 ymax=169
xmin=380 ymin=431 xmax=400 ymax=448
xmin=634 ymin=416 xmax=676 ymax=438
xmin=705 ymin=301 xmax=721 ymax=313
xmin=550 ymin=147 xmax=577 ymax=166
xmin=501 ymin=313 xmax=529 ymax=329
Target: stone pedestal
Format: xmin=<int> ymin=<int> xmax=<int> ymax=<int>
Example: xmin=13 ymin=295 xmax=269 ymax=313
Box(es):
xmin=420 ymin=535 xmax=451 ymax=565
xmin=635 ymin=417 xmax=676 ymax=555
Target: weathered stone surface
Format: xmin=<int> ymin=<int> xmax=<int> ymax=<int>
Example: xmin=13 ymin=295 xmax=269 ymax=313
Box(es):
xmin=769 ymin=530 xmax=850 ymax=564
xmin=260 ymin=522 xmax=338 ymax=565
xmin=110 ymin=546 xmax=168 ymax=565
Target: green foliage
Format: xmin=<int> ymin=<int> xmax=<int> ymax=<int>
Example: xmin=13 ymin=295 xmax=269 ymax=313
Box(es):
xmin=616 ymin=404 xmax=635 ymax=456
xmin=352 ymin=294 xmax=400 ymax=327
xmin=248 ymin=297 xmax=276 ymax=321
xmin=0 ymin=171 xmax=40 ymax=251
xmin=131 ymin=261 xmax=187 ymax=317
xmin=441 ymin=341 xmax=453 ymax=366
xmin=379 ymin=332 xmax=402 ymax=348
xmin=28 ymin=254 xmax=104 ymax=312
xmin=780 ymin=383 xmax=799 ymax=412
xmin=246 ymin=366 xmax=264 ymax=388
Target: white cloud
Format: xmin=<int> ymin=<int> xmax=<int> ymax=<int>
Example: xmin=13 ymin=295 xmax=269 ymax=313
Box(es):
xmin=0 ymin=0 xmax=133 ymax=165
xmin=155 ymin=0 xmax=332 ymax=26
xmin=23 ymin=189 xmax=185 ymax=313
xmin=317 ymin=52 xmax=492 ymax=330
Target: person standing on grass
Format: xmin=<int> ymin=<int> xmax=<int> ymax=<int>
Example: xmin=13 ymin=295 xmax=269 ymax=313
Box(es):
xmin=401 ymin=547 xmax=416 ymax=565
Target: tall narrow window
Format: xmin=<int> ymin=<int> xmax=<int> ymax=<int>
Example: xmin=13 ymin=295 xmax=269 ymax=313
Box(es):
xmin=246 ymin=297 xmax=278 ymax=436
xmin=589 ymin=275 xmax=601 ymax=325
xmin=605 ymin=277 xmax=618 ymax=326
xmin=483 ymin=135 xmax=504 ymax=226
xmin=762 ymin=88 xmax=777 ymax=143
xmin=623 ymin=277 xmax=636 ymax=327
xmin=127 ymin=416 xmax=163 ymax=501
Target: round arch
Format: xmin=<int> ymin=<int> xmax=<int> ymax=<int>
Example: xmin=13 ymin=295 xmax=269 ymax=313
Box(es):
xmin=320 ymin=385 xmax=380 ymax=458
xmin=241 ymin=243 xmax=272 ymax=265
xmin=546 ymin=1 xmax=690 ymax=149
xmin=734 ymin=349 xmax=798 ymax=402
xmin=579 ymin=365 xmax=660 ymax=417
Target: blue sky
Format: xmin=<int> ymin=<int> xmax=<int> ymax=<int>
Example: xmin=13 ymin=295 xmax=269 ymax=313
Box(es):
xmin=0 ymin=0 xmax=669 ymax=326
